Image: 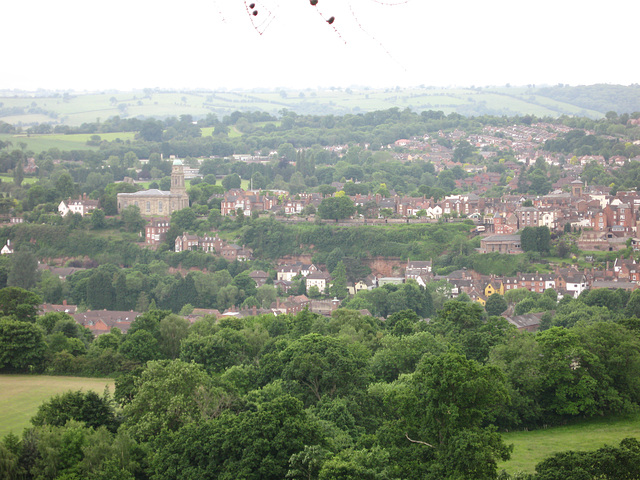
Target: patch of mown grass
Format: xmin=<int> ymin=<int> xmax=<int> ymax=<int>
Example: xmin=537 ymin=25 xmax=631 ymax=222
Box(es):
xmin=499 ymin=414 xmax=640 ymax=474
xmin=0 ymin=374 xmax=115 ymax=438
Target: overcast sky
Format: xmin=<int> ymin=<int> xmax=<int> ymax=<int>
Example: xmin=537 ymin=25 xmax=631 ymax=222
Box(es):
xmin=3 ymin=0 xmax=637 ymax=91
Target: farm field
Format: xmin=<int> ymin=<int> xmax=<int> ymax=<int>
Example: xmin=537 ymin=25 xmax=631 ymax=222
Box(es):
xmin=0 ymin=131 xmax=136 ymax=154
xmin=0 ymin=374 xmax=115 ymax=438
xmin=499 ymin=414 xmax=640 ymax=475
xmin=0 ymin=85 xmax=617 ymax=127
xmin=0 ymin=173 xmax=37 ymax=185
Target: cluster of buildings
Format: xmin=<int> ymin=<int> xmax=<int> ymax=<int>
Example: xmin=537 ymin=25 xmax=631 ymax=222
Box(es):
xmin=174 ymin=232 xmax=253 ymax=262
xmin=272 ymin=262 xmax=335 ymax=295
xmin=116 ymin=159 xmax=190 ymax=215
xmin=58 ymin=194 xmax=99 ymax=217
xmin=220 ymin=189 xmax=324 ymax=216
xmin=38 ymin=250 xmax=640 ymax=338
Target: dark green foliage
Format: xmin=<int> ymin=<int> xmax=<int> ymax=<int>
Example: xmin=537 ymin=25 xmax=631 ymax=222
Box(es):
xmin=343 ymin=282 xmax=433 ymax=319
xmin=7 ymin=249 xmax=39 ymax=289
xmin=127 ymin=309 xmax=171 ymax=339
xmin=0 ymin=286 xmax=41 ymax=322
xmin=329 ymin=261 xmax=348 ymax=299
xmin=491 ymin=322 xmax=640 ymax=427
xmin=520 ymin=227 xmax=550 ymax=253
xmin=86 ymin=270 xmax=115 ymax=310
xmin=534 ymin=438 xmax=640 ymax=480
xmin=119 ymin=330 xmax=161 ymax=364
xmin=370 ymin=331 xmax=447 ymax=382
xmin=428 ymin=301 xmax=513 ymax=363
xmin=485 ymin=293 xmax=508 ymax=316
xmin=581 ymin=287 xmax=627 ymax=311
xmin=222 ymin=173 xmax=241 ymax=190
xmin=12 ymin=421 xmax=143 ymax=480
xmin=317 ymin=447 xmax=396 ymax=480
xmin=31 ymin=390 xmax=119 ymax=432
xmin=151 ymin=394 xmax=322 ymax=480
xmin=120 ymin=205 xmax=145 ymax=233
xmin=395 ymin=350 xmax=512 ymax=480
xmin=317 ymin=196 xmax=356 ymax=221
xmin=281 ymin=333 xmax=370 ymax=403
xmin=180 ymin=329 xmax=250 ymax=374
xmin=0 ymin=318 xmax=46 ymax=371
xmin=121 ymin=359 xmax=216 ymax=441
xmin=90 ymin=209 xmax=106 ymax=229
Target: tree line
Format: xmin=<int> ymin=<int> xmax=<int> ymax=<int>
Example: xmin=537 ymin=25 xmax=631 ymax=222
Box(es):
xmin=1 ymin=283 xmax=640 ymax=479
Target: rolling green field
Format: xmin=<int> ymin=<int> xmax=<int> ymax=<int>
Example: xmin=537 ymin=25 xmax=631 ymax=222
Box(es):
xmin=201 ymin=126 xmax=243 ymax=138
xmin=499 ymin=414 xmax=640 ymax=474
xmin=0 ymin=86 xmax=612 ymax=127
xmin=0 ymin=375 xmax=115 ymax=438
xmin=0 ymin=131 xmax=136 ymax=154
xmin=0 ymin=173 xmax=38 ymax=185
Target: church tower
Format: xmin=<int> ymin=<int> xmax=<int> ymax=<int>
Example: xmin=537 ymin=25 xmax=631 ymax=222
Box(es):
xmin=571 ymin=179 xmax=584 ymax=197
xmin=170 ymin=158 xmax=189 ymax=210
xmin=171 ymin=159 xmax=186 ymax=196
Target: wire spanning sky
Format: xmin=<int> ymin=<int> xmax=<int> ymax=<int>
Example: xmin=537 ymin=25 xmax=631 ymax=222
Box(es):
xmin=3 ymin=0 xmax=638 ymax=91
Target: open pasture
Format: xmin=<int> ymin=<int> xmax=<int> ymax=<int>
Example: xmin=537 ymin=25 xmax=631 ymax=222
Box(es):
xmin=499 ymin=414 xmax=640 ymax=474
xmin=0 ymin=374 xmax=115 ymax=438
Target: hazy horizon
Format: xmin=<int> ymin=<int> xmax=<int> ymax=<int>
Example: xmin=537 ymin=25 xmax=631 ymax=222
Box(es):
xmin=4 ymin=0 xmax=638 ymax=92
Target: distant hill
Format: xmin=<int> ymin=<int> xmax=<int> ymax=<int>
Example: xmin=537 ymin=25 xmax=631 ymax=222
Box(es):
xmin=535 ymin=84 xmax=640 ymax=115
xmin=0 ymin=84 xmax=637 ymax=126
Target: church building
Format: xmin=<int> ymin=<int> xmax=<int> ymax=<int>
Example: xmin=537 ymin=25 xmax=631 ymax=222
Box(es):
xmin=117 ymin=159 xmax=190 ymax=215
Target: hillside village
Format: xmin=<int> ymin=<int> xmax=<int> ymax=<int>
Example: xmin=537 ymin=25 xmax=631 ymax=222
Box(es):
xmin=3 ymin=99 xmax=640 ymax=479
xmin=4 ymin=118 xmax=640 ymax=335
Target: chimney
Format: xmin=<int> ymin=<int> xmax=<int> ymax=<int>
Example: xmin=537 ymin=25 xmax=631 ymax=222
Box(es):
xmin=252 ymin=305 xmax=257 ymax=316
xmin=63 ymin=299 xmax=67 ymax=306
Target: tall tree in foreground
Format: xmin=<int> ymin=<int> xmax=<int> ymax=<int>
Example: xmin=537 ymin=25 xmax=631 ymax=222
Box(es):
xmin=398 ymin=350 xmax=512 ymax=479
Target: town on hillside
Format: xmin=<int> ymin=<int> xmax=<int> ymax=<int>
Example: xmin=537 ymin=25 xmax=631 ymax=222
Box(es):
xmin=3 ymin=114 xmax=640 ymax=335
xmin=3 ymin=103 xmax=640 ymax=480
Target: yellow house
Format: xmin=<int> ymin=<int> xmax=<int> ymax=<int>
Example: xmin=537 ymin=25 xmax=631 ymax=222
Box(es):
xmin=468 ymin=288 xmax=487 ymax=306
xmin=484 ymin=281 xmax=505 ymax=298
xmin=347 ymin=280 xmax=368 ymax=296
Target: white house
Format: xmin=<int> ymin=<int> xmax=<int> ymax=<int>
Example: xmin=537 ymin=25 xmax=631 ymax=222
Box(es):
xmin=306 ymin=270 xmax=331 ymax=294
xmin=58 ymin=201 xmax=70 ymax=216
xmin=1 ymin=239 xmax=13 ymax=255
xmin=425 ymin=205 xmax=443 ymax=219
xmin=58 ymin=195 xmax=99 ymax=217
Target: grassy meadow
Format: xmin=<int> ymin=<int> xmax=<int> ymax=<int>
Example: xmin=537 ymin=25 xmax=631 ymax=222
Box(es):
xmin=499 ymin=414 xmax=640 ymax=474
xmin=0 ymin=375 xmax=115 ymax=438
xmin=0 ymin=132 xmax=136 ymax=154
xmin=0 ymin=86 xmax=609 ymax=128
xmin=0 ymin=173 xmax=38 ymax=185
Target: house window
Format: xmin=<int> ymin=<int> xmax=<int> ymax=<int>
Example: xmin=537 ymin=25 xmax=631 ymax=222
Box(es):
xmin=146 ymin=202 xmax=151 ymax=212
xmin=159 ymin=201 xmax=163 ymax=212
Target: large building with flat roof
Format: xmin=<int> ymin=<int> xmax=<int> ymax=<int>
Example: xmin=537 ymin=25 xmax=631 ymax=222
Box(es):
xmin=117 ymin=159 xmax=189 ymax=215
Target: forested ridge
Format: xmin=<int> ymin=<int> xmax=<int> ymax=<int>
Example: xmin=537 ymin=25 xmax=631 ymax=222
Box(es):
xmin=2 ymin=283 xmax=640 ymax=479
